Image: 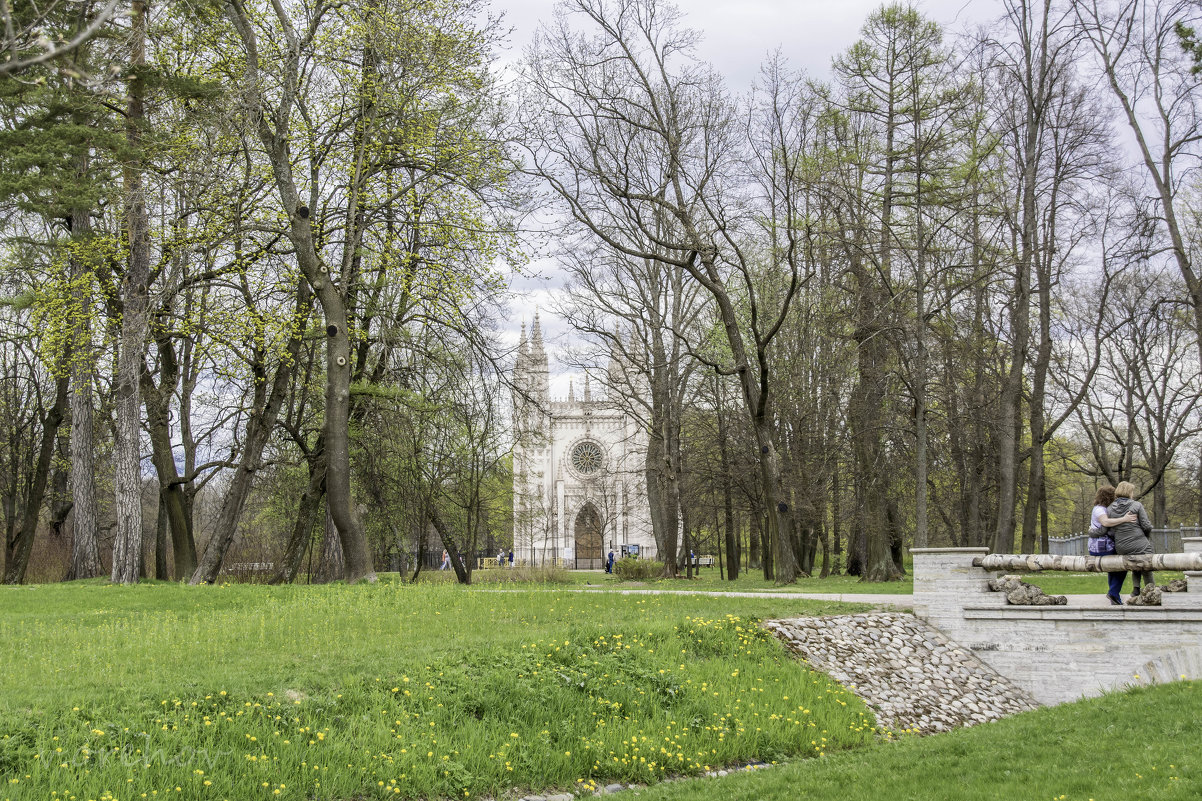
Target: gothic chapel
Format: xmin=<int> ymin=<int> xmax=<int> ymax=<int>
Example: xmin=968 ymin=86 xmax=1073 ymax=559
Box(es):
xmin=511 ymin=316 xmax=655 ymax=568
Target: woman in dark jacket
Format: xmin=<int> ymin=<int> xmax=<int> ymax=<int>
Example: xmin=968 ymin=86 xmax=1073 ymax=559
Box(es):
xmin=1107 ymin=481 xmax=1155 ymax=601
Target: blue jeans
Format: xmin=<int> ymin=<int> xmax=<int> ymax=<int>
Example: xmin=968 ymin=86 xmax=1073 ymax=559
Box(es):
xmin=1108 ymin=571 xmax=1126 ymax=599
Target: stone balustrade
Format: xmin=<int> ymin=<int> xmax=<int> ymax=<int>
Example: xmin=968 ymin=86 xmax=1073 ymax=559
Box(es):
xmin=911 ymin=542 xmax=1202 ymax=704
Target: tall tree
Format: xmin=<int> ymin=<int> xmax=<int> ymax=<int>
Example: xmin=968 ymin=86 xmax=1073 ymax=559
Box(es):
xmin=524 ymin=0 xmax=811 ymax=583
xmin=111 ymin=0 xmax=151 ymax=584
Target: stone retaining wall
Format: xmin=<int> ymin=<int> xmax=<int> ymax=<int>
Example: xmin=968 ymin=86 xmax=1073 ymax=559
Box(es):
xmin=912 ymin=540 xmax=1202 ymax=705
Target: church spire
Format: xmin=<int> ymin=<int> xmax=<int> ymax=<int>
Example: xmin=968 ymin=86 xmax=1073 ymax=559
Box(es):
xmin=568 ymin=377 xmax=575 ymax=403
xmin=526 ymin=311 xmax=549 ymax=402
xmin=583 ymin=373 xmax=591 ymax=402
xmin=516 ymin=321 xmax=530 ymax=375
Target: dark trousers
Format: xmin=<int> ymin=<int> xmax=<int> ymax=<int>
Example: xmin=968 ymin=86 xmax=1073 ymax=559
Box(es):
xmin=1108 ymin=571 xmax=1126 ymax=598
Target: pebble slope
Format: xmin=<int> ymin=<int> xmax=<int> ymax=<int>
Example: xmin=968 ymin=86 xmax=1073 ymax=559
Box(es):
xmin=765 ymin=612 xmax=1039 ymax=734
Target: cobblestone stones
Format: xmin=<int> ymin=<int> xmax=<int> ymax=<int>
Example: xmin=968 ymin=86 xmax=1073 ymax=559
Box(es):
xmin=764 ymin=612 xmax=1039 ymax=734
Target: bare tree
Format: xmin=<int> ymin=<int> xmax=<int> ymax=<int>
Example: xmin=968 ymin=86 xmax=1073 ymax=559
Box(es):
xmin=1076 ymin=0 xmax=1202 ymax=362
xmin=523 ymin=0 xmax=812 ymax=582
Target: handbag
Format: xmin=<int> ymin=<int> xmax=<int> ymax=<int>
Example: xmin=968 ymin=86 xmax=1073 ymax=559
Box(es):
xmin=1088 ymin=526 xmax=1116 ymax=557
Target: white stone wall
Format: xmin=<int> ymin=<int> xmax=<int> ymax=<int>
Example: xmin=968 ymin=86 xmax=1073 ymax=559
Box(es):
xmin=912 ymin=544 xmax=1202 ymax=705
xmin=514 ymin=399 xmax=654 ymax=566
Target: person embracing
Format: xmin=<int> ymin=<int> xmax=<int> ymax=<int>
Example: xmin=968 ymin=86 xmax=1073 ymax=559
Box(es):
xmin=1107 ymin=481 xmax=1156 ymax=603
xmin=1088 ymin=485 xmax=1136 ymax=605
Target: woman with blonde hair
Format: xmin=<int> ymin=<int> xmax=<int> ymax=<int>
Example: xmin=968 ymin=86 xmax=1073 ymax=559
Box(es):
xmin=1088 ymin=485 xmax=1136 ymax=605
xmin=1107 ymin=481 xmax=1155 ymax=601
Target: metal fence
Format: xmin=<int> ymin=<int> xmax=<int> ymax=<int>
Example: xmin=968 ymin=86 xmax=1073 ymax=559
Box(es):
xmin=1047 ymin=526 xmax=1197 ymax=556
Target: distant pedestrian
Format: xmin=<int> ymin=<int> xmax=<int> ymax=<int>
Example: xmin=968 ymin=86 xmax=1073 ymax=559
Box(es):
xmin=606 ymin=550 xmax=615 ymax=574
xmin=508 ymin=550 xmax=514 ymax=568
xmin=440 ymin=550 xmax=450 ymax=571
xmin=497 ymin=550 xmax=505 ymax=568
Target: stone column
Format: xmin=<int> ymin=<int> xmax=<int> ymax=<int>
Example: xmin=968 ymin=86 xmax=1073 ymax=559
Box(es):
xmin=557 ymin=480 xmax=566 ymax=566
xmin=1184 ymin=537 xmax=1202 ymax=593
xmin=911 ymin=547 xmax=994 ymax=627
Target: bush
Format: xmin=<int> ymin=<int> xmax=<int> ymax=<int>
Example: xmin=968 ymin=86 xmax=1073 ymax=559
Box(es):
xmin=469 ymin=563 xmax=573 ymax=584
xmin=614 ymin=557 xmax=665 ymax=581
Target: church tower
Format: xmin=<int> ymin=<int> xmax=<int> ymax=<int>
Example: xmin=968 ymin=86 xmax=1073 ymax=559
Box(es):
xmin=512 ymin=317 xmax=654 ymax=567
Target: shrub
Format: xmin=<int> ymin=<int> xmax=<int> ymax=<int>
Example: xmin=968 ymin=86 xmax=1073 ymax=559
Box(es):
xmin=471 ymin=563 xmax=573 ymax=584
xmin=614 ymin=557 xmax=664 ymax=581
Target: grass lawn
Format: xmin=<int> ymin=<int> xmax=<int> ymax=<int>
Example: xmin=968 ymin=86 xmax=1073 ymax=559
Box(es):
xmin=614 ymin=680 xmax=1202 ymax=801
xmin=3 ymin=580 xmax=1196 ymax=801
xmin=494 ymin=563 xmax=1186 ymax=598
xmin=0 ymin=582 xmax=875 ymax=801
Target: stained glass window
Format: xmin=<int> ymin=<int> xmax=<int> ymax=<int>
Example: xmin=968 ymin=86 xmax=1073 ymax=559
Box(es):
xmin=571 ymin=441 xmax=603 ymax=474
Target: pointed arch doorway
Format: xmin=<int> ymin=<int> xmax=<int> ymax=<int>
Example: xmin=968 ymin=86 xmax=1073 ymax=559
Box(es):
xmin=574 ymin=503 xmax=603 ymax=570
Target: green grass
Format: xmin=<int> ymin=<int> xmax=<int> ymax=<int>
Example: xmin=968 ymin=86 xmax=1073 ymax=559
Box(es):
xmin=548 ymin=566 xmax=916 ymax=593
xmin=4 ymin=580 xmax=1196 ymax=801
xmin=0 ymin=583 xmax=877 ymax=801
xmin=546 ymin=565 xmax=1186 ymax=597
xmin=612 ymin=680 xmax=1202 ymax=801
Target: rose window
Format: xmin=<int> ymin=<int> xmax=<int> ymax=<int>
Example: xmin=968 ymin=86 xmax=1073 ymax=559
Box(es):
xmin=571 ymin=441 xmax=604 ymax=475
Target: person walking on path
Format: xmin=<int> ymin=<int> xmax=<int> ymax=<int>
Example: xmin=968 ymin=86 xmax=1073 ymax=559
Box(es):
xmin=1089 ymin=485 xmax=1136 ymax=604
xmin=606 ymin=550 xmax=615 ymax=574
xmin=1107 ymin=481 xmax=1156 ymax=602
xmin=440 ymin=549 xmax=450 ymax=571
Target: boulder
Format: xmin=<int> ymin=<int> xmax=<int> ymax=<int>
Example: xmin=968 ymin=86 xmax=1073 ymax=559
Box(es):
xmin=1127 ymin=584 xmax=1163 ymax=606
xmin=988 ymin=575 xmax=1067 ymax=605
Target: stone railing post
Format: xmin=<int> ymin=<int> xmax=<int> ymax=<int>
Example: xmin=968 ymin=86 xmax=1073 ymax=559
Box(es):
xmin=1184 ymin=538 xmax=1202 ymax=593
xmin=911 ymin=547 xmax=993 ymax=625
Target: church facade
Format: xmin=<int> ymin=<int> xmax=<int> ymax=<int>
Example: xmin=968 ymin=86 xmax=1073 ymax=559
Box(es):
xmin=511 ymin=317 xmax=655 ymax=568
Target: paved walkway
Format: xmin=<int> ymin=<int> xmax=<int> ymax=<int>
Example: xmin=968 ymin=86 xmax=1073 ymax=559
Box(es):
xmin=564 ymin=587 xmax=914 ymax=606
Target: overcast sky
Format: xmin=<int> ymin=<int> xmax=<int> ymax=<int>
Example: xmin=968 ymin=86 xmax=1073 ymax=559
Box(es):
xmin=496 ymin=0 xmax=1001 ymax=394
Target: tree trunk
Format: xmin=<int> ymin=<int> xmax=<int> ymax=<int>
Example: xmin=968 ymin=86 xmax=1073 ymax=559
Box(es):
xmin=111 ymin=0 xmax=151 ymax=585
xmin=429 ymin=506 xmax=470 ymax=584
xmin=65 ymin=205 xmax=101 ymax=581
xmin=2 ymin=369 xmax=70 ymax=584
xmin=716 ymin=379 xmax=738 ymax=580
xmin=314 ymin=505 xmax=345 ymax=583
xmin=223 ymin=0 xmax=375 ymax=583
xmin=818 ymin=524 xmax=830 ymax=578
xmin=644 ymin=436 xmax=668 ymax=557
xmin=831 ymin=463 xmax=842 ymax=573
xmin=1022 ymin=194 xmax=1055 ymax=553
xmin=850 ymin=289 xmax=900 ymax=581
xmin=142 ymin=353 xmax=196 ymax=579
xmin=749 ymin=512 xmax=761 ymax=570
xmin=154 ymin=494 xmax=169 ymax=580
xmin=993 ymin=2 xmax=1047 ymax=555
xmin=271 ymin=442 xmax=326 ymax=585
xmin=659 ymin=401 xmax=683 ymax=578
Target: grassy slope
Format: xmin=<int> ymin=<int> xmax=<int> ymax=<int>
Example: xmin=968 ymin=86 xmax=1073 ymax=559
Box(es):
xmin=0 ymin=583 xmax=873 ymax=801
xmin=617 ymin=680 xmax=1202 ymax=801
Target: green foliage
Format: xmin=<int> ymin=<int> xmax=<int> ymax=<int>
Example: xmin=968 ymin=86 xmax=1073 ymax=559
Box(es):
xmin=1177 ymin=22 xmax=1202 ymax=74
xmin=614 ymin=558 xmax=666 ymax=581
